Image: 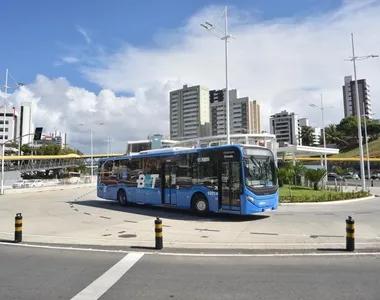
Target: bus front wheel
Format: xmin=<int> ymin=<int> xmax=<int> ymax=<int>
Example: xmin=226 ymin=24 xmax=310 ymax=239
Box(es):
xmin=117 ymin=189 xmax=128 ymax=206
xmin=192 ymin=193 xmax=209 ymax=214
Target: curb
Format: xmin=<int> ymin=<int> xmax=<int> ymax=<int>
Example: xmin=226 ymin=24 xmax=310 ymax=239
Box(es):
xmin=280 ymin=194 xmax=376 ymax=206
xmin=2 ymin=184 xmax=95 ymax=195
xmin=1 ymin=241 xmax=380 ymax=257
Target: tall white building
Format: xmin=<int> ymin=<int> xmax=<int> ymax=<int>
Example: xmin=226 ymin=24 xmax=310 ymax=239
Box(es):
xmin=312 ymin=127 xmax=321 ymax=145
xmin=342 ymin=75 xmax=372 ymax=119
xmin=270 ymin=110 xmax=301 ymax=146
xmin=19 ymin=102 xmax=34 ymax=146
xmin=299 ymin=117 xmax=321 ymax=146
xmin=0 ymin=106 xmax=18 ymax=143
xmin=299 ymin=118 xmax=309 ymax=127
xmin=169 ymin=84 xmax=210 ymax=140
xmin=209 ymin=89 xmax=261 ymax=135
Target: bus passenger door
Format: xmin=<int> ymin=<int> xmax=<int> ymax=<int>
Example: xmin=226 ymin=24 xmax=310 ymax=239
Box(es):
xmin=162 ymin=162 xmax=177 ymax=205
xmin=218 ymin=161 xmax=241 ymax=211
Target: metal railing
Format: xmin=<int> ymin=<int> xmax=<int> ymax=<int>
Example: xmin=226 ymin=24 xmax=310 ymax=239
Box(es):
xmin=5 ymin=176 xmax=97 ymax=190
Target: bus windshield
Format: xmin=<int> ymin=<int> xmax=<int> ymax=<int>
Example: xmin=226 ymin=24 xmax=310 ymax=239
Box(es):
xmin=243 ymin=148 xmax=276 ymax=189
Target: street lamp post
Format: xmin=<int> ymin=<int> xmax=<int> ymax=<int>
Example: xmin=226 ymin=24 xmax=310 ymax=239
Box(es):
xmin=0 ymin=69 xmax=24 ymax=195
xmin=201 ymin=6 xmax=235 ymax=145
xmin=362 ymin=108 xmax=374 ymax=180
xmin=346 ymin=33 xmax=378 ymax=191
xmin=309 ymin=95 xmax=332 ymax=171
xmin=80 ymin=109 xmax=104 ymax=185
xmin=102 ymin=136 xmax=112 ymax=157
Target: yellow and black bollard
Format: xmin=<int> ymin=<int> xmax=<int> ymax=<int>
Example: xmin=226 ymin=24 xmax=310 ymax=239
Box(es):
xmin=15 ymin=213 xmax=23 ymax=243
xmin=155 ymin=217 xmax=163 ymax=250
xmin=346 ymin=216 xmax=355 ymax=251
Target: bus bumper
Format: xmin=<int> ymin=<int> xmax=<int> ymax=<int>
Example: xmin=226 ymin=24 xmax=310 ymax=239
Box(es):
xmin=241 ymin=190 xmax=279 ymax=214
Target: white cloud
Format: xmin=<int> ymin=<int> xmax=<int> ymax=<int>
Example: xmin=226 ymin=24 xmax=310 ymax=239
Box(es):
xmin=61 ymin=56 xmax=80 ymax=64
xmin=81 ymin=0 xmax=380 ymax=128
xmin=76 ymin=25 xmax=92 ymax=45
xmin=5 ymin=1 xmax=380 ymax=154
xmin=6 ymin=75 xmax=181 ymax=154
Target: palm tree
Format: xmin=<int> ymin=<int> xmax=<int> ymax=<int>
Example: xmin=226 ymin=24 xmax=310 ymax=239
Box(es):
xmin=292 ymin=161 xmax=307 ymax=185
xmin=324 ymin=124 xmax=347 ymax=146
xmin=301 ymin=126 xmax=314 ymax=146
xmin=305 ymin=169 xmax=327 ymax=190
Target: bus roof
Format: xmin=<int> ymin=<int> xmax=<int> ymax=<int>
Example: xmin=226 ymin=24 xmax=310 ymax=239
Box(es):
xmin=99 ymin=144 xmax=271 ymax=162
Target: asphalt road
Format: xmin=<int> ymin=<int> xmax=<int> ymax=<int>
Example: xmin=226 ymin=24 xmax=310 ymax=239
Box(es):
xmin=1 ymin=244 xmax=380 ymax=300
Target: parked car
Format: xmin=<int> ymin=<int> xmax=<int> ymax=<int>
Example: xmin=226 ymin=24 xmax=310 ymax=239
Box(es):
xmin=25 ymin=179 xmax=44 ymax=188
xmin=343 ymin=172 xmax=360 ymax=180
xmin=12 ymin=180 xmax=28 ymax=189
xmin=327 ymin=173 xmax=343 ymax=181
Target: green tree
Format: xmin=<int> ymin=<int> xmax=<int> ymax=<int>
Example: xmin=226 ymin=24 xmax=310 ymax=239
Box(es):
xmin=366 ymin=119 xmax=380 ymax=140
xmin=336 ymin=116 xmax=358 ymax=145
xmin=37 ymin=144 xmax=61 ymax=155
xmin=324 ymin=124 xmax=347 ymax=146
xmin=305 ymin=169 xmax=327 ymax=190
xmin=301 ymin=126 xmax=314 ymax=146
xmin=59 ymin=147 xmax=80 ymax=155
xmin=5 ymin=142 xmax=18 ymax=149
xmin=292 ymin=161 xmax=307 ymax=185
xmin=20 ymin=144 xmax=32 ymax=155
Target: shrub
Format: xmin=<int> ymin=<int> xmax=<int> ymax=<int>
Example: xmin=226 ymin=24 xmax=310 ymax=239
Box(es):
xmin=280 ymin=190 xmax=370 ymax=203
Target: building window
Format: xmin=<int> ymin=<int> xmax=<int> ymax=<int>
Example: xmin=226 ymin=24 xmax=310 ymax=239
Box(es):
xmin=0 ymin=120 xmax=9 ymax=125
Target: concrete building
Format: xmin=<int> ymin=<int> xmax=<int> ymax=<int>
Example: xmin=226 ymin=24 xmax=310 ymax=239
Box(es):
xmin=19 ymin=102 xmax=34 ymax=146
xmin=35 ymin=130 xmax=67 ymax=149
xmin=169 ymin=84 xmax=210 ymax=140
xmin=209 ymin=89 xmax=261 ymax=135
xmin=0 ymin=106 xmax=18 ymax=143
xmin=342 ymin=75 xmax=372 ymax=119
xmin=209 ymin=89 xmax=238 ymax=136
xmin=299 ymin=118 xmax=309 ymax=127
xmin=312 ymin=127 xmax=321 ymax=146
xmin=270 ymin=110 xmax=301 ymax=146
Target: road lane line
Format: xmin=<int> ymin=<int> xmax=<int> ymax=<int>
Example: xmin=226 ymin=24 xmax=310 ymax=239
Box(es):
xmin=70 ymin=252 xmax=144 ymax=300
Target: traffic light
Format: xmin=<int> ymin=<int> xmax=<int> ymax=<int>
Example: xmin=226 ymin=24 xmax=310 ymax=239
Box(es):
xmin=34 ymin=127 xmax=43 ymax=141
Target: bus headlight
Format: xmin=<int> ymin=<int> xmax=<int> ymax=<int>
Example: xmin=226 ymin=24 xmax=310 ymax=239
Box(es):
xmin=247 ymin=195 xmax=254 ymax=203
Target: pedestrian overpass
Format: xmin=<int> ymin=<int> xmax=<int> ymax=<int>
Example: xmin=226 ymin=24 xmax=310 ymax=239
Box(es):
xmin=2 ymin=153 xmax=124 ymax=173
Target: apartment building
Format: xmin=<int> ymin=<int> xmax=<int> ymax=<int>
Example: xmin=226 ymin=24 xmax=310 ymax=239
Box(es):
xmin=209 ymin=89 xmax=261 ymax=135
xmin=342 ymin=75 xmax=372 ymax=119
xmin=0 ymin=106 xmax=18 ymax=143
xmin=270 ymin=110 xmax=301 ymax=145
xmin=169 ymin=84 xmax=210 ymax=140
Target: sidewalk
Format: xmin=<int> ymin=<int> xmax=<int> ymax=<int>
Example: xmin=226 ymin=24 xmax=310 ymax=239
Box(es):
xmin=0 ymin=188 xmax=379 ymax=251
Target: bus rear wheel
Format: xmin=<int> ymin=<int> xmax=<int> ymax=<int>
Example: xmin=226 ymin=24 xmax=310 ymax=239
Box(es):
xmin=117 ymin=189 xmax=128 ymax=206
xmin=192 ymin=193 xmax=209 ymax=214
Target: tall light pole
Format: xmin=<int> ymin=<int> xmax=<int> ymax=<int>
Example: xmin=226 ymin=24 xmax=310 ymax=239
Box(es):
xmin=309 ymin=95 xmax=333 ymax=171
xmin=0 ymin=69 xmax=24 ymax=195
xmin=201 ymin=6 xmax=235 ymax=145
xmin=362 ymin=108 xmax=374 ymax=180
xmin=346 ymin=33 xmax=378 ymax=191
xmin=79 ymin=109 xmax=104 ymax=185
xmin=103 ymin=136 xmax=112 ymax=157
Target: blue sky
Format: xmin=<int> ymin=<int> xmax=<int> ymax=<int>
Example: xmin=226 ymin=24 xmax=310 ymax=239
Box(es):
xmin=3 ymin=0 xmax=379 ymax=153
xmin=1 ymin=0 xmax=341 ymax=92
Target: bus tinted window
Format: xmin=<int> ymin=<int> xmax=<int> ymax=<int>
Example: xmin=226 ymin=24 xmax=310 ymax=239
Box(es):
xmin=142 ymin=156 xmax=162 ymax=188
xmin=243 ymin=148 xmax=276 ymax=189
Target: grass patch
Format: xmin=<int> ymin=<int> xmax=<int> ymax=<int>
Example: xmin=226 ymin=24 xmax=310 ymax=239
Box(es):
xmin=279 ymin=185 xmax=370 ymax=203
xmin=332 ymin=138 xmax=380 ymax=158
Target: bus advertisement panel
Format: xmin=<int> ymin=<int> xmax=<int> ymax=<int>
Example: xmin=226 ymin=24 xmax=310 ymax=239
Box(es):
xmin=97 ymin=145 xmax=278 ymax=215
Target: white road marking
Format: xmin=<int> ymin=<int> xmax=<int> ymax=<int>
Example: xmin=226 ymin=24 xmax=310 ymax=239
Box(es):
xmin=1 ymin=242 xmax=380 ymax=257
xmin=70 ymin=252 xmax=144 ymax=300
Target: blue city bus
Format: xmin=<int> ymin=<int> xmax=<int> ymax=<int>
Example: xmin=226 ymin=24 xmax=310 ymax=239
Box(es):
xmin=97 ymin=144 xmax=278 ymax=215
